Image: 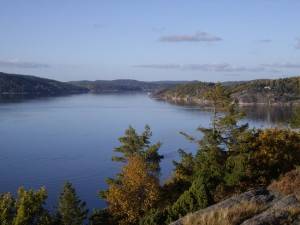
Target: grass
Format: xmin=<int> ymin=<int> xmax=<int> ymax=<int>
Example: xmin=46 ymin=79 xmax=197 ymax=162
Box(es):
xmin=268 ymin=168 xmax=300 ymax=197
xmin=182 ymin=201 xmax=265 ymax=225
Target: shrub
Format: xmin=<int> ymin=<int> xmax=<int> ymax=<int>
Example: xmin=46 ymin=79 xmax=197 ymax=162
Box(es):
xmin=250 ymin=129 xmax=300 ymax=185
xmin=167 ymin=176 xmax=212 ymax=223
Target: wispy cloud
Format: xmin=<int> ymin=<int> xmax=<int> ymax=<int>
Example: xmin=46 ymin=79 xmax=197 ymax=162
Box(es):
xmin=262 ymin=62 xmax=300 ymax=68
xmin=133 ymin=62 xmax=300 ymax=73
xmin=258 ymin=39 xmax=272 ymax=43
xmin=151 ymin=26 xmax=166 ymax=33
xmin=159 ymin=32 xmax=222 ymax=43
xmin=134 ymin=63 xmax=267 ymax=72
xmin=295 ymin=38 xmax=300 ymax=49
xmin=93 ymin=23 xmax=104 ymax=29
xmin=182 ymin=64 xmax=266 ymax=72
xmin=0 ymin=59 xmax=50 ymax=69
xmin=133 ymin=64 xmax=180 ymax=69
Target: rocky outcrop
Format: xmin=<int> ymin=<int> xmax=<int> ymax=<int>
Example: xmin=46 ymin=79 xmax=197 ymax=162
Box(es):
xmin=170 ymin=188 xmax=300 ymax=225
xmin=241 ymin=195 xmax=300 ymax=225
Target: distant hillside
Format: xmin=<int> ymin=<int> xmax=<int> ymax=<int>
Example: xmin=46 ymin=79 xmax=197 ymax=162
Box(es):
xmin=154 ymin=77 xmax=300 ymax=105
xmin=2 ymin=72 xmax=299 ymax=104
xmin=69 ymin=79 xmax=189 ymax=93
xmin=230 ymin=77 xmax=300 ymax=104
xmin=0 ymin=72 xmax=88 ymax=96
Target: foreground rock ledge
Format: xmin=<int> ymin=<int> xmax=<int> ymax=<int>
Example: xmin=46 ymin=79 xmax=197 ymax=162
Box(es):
xmin=170 ymin=188 xmax=300 ymax=225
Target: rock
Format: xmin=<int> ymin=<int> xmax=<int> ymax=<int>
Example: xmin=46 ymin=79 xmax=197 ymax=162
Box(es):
xmin=241 ymin=195 xmax=300 ymax=225
xmin=169 ymin=188 xmax=300 ymax=225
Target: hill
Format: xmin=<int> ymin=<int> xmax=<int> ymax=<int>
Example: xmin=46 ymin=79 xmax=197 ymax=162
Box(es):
xmin=0 ymin=72 xmax=88 ymax=96
xmin=154 ymin=77 xmax=300 ymax=105
xmin=69 ymin=79 xmax=189 ymax=93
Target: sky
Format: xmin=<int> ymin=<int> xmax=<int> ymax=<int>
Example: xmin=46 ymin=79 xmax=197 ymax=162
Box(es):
xmin=0 ymin=0 xmax=300 ymax=82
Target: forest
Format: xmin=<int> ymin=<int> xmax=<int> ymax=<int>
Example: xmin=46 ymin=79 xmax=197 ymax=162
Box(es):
xmin=155 ymin=76 xmax=300 ymax=105
xmin=1 ymin=84 xmax=300 ymax=225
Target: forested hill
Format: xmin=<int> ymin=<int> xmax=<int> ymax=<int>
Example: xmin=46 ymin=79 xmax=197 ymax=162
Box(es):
xmin=154 ymin=76 xmax=300 ymax=105
xmin=1 ymin=72 xmax=299 ymax=104
xmin=69 ymin=80 xmax=189 ymax=93
xmin=0 ymin=72 xmax=88 ymax=96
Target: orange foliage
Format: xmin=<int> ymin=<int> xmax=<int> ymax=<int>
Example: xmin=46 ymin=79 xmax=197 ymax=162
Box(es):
xmin=106 ymin=155 xmax=160 ymax=225
xmin=268 ymin=168 xmax=300 ymax=196
xmin=251 ymin=128 xmax=300 ymax=185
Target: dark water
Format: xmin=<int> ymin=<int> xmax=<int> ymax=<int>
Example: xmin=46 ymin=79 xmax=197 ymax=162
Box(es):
xmin=0 ymin=93 xmax=293 ymax=209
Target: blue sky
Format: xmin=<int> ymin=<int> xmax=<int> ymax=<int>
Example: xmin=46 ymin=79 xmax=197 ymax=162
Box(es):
xmin=1 ymin=0 xmax=300 ymax=81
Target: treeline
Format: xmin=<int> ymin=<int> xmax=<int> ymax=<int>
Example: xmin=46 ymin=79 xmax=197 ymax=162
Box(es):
xmin=0 ymin=72 xmax=88 ymax=96
xmin=155 ymin=76 xmax=300 ymax=105
xmin=0 ymin=182 xmax=87 ymax=225
xmin=69 ymin=80 xmax=188 ymax=93
xmin=1 ymin=85 xmax=300 ymax=225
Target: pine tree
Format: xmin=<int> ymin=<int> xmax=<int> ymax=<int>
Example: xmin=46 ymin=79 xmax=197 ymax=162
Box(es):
xmin=13 ymin=187 xmax=49 ymax=225
xmin=57 ymin=182 xmax=88 ymax=225
xmin=101 ymin=126 xmax=163 ymax=198
xmin=167 ymin=175 xmax=211 ymax=223
xmin=290 ymin=107 xmax=300 ymax=129
xmin=0 ymin=193 xmax=15 ymax=225
xmin=112 ymin=125 xmax=163 ymax=174
xmin=172 ymin=149 xmax=195 ymax=183
xmin=204 ymin=83 xmax=231 ymax=133
xmin=216 ymin=102 xmax=249 ymax=151
xmin=89 ymin=209 xmax=116 ymax=225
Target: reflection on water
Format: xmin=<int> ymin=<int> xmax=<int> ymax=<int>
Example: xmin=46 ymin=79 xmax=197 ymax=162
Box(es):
xmin=242 ymin=105 xmax=294 ymax=125
xmin=0 ymin=94 xmax=83 ymax=104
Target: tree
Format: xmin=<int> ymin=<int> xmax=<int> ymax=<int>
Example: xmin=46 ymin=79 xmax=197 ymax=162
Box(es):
xmin=249 ymin=128 xmax=300 ymax=185
xmin=172 ymin=149 xmax=195 ymax=183
xmin=216 ymin=102 xmax=249 ymax=151
xmin=139 ymin=208 xmax=169 ymax=225
xmin=112 ymin=125 xmax=163 ymax=174
xmin=13 ymin=187 xmax=49 ymax=225
xmin=290 ymin=107 xmax=300 ymax=129
xmin=89 ymin=209 xmax=116 ymax=225
xmin=166 ymin=175 xmax=211 ymax=224
xmin=0 ymin=187 xmax=52 ymax=225
xmin=57 ymin=182 xmax=88 ymax=225
xmin=0 ymin=193 xmax=15 ymax=225
xmin=106 ymin=156 xmax=160 ymax=225
xmin=204 ymin=83 xmax=231 ymax=133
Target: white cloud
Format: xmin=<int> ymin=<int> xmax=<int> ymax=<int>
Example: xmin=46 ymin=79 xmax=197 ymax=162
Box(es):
xmin=0 ymin=59 xmax=50 ymax=69
xmin=159 ymin=32 xmax=222 ymax=43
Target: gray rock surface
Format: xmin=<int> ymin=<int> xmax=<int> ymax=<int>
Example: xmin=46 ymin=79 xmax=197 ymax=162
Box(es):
xmin=170 ymin=188 xmax=300 ymax=225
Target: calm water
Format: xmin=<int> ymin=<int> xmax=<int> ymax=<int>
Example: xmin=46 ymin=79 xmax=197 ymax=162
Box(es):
xmin=0 ymin=93 xmax=293 ymax=209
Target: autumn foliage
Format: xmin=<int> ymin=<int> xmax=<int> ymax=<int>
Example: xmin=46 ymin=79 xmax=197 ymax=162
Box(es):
xmin=106 ymin=155 xmax=160 ymax=225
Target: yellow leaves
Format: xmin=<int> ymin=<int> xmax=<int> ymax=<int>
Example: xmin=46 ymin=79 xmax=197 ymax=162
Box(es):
xmin=250 ymin=128 xmax=300 ymax=185
xmin=106 ymin=155 xmax=160 ymax=225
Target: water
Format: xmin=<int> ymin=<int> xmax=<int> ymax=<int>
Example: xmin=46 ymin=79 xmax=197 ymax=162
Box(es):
xmin=0 ymin=93 xmax=293 ymax=209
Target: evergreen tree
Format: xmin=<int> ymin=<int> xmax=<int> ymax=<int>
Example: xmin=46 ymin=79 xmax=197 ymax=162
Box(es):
xmin=216 ymin=102 xmax=249 ymax=151
xmin=100 ymin=126 xmax=163 ymax=201
xmin=290 ymin=107 xmax=300 ymax=129
xmin=204 ymin=83 xmax=231 ymax=133
xmin=166 ymin=175 xmax=211 ymax=223
xmin=0 ymin=193 xmax=15 ymax=225
xmin=89 ymin=209 xmax=116 ymax=225
xmin=112 ymin=125 xmax=163 ymax=174
xmin=13 ymin=187 xmax=49 ymax=225
xmin=172 ymin=149 xmax=195 ymax=183
xmin=57 ymin=182 xmax=88 ymax=225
